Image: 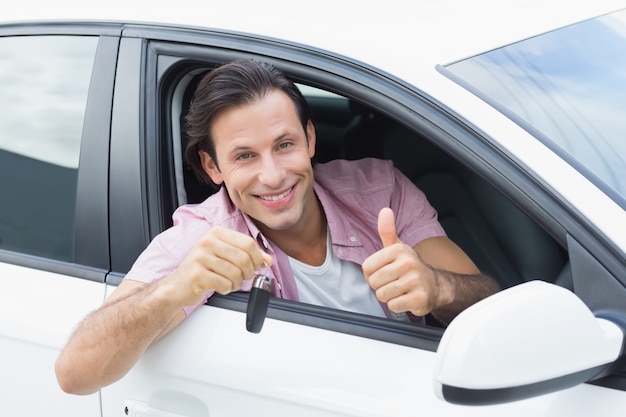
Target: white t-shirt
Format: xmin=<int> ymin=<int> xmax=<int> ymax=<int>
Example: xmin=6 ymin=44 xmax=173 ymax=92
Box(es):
xmin=289 ymin=231 xmax=387 ymax=318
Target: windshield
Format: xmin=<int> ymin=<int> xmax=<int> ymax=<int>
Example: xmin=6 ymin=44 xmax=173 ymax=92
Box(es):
xmin=442 ymin=9 xmax=626 ymax=208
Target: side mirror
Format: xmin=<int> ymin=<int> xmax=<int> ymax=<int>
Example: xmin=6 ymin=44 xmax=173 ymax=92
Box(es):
xmin=433 ymin=281 xmax=624 ymax=405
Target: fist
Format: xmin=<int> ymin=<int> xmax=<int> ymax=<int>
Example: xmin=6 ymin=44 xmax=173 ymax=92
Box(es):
xmin=166 ymin=227 xmax=273 ymax=307
xmin=362 ymin=208 xmax=438 ymax=316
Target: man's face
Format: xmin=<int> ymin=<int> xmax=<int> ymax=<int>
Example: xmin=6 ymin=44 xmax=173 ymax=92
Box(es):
xmin=200 ymin=89 xmax=317 ymax=233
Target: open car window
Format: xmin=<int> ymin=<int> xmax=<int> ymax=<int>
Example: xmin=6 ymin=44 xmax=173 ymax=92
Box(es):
xmin=165 ymin=64 xmax=570 ymax=335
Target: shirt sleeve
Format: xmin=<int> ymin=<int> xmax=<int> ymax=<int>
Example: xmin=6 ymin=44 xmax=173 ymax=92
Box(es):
xmin=122 ymin=213 xmax=214 ymax=316
xmin=389 ymin=164 xmax=447 ymax=247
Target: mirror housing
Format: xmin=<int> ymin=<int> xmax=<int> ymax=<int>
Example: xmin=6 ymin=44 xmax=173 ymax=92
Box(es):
xmin=434 ymin=281 xmax=624 ymax=405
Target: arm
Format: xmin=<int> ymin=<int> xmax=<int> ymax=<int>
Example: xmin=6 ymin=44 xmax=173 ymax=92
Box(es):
xmin=362 ymin=208 xmax=499 ymax=325
xmin=55 ymin=279 xmax=187 ymax=395
xmin=55 ymin=226 xmax=273 ymax=395
xmin=412 ymin=236 xmax=499 ymax=324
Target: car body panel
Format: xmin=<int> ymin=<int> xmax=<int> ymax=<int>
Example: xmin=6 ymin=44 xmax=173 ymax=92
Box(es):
xmin=0 ymin=262 xmax=103 ymax=416
xmin=102 ymin=286 xmax=625 ymax=417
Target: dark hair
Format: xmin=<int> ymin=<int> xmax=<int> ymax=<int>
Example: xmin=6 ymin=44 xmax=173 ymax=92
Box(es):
xmin=184 ymin=59 xmax=312 ymax=185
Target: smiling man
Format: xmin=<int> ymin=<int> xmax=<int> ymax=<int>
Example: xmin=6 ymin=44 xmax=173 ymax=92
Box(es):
xmin=54 ymin=59 xmax=499 ymax=395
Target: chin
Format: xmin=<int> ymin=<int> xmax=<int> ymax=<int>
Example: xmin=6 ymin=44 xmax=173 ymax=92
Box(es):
xmin=257 ymin=213 xmax=300 ymax=232
xmin=262 ymin=220 xmax=296 ymax=232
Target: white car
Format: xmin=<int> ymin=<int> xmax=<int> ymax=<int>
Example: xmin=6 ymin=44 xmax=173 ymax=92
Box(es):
xmin=1 ymin=1 xmax=626 ymax=416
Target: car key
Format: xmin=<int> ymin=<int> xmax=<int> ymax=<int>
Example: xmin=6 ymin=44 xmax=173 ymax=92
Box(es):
xmin=246 ymin=264 xmax=272 ymax=333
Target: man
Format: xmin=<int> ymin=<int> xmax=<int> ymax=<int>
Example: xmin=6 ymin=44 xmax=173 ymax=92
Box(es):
xmin=55 ymin=59 xmax=499 ymax=395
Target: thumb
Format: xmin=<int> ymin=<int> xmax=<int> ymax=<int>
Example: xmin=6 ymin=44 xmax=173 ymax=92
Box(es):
xmin=260 ymin=251 xmax=274 ymax=269
xmin=378 ymin=207 xmax=400 ymax=247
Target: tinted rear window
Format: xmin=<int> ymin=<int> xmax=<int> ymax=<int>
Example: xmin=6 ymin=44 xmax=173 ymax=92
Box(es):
xmin=0 ymin=35 xmax=97 ymax=260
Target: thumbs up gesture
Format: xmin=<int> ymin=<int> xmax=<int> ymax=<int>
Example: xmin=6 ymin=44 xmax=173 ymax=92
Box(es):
xmin=362 ymin=207 xmax=440 ymax=317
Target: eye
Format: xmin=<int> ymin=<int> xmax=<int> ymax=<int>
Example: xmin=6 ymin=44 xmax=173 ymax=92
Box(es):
xmin=236 ymin=152 xmax=254 ymax=161
xmin=277 ymin=141 xmax=293 ymax=150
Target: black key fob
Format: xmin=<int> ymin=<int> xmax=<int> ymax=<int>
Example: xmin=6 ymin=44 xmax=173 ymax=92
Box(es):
xmin=246 ymin=274 xmax=272 ymax=333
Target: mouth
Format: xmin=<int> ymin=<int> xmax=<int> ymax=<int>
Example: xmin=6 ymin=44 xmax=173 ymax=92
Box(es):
xmin=256 ymin=186 xmax=294 ymax=202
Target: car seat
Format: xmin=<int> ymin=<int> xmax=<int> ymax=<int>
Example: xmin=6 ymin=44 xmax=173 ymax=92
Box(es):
xmin=342 ymin=101 xmax=569 ymax=289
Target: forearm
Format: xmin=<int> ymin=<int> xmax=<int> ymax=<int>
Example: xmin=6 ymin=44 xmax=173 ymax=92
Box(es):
xmin=55 ymin=280 xmax=185 ymax=395
xmin=430 ymin=268 xmax=500 ymax=325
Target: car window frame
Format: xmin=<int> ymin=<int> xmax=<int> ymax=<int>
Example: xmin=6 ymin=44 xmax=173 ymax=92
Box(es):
xmin=109 ymin=23 xmax=626 ymax=352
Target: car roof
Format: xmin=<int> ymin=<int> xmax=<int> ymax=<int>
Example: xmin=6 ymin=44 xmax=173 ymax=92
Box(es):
xmin=3 ymin=0 xmax=626 ymax=86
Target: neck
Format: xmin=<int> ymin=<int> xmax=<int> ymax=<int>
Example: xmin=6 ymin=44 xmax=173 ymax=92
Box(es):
xmin=259 ymin=197 xmax=328 ymax=266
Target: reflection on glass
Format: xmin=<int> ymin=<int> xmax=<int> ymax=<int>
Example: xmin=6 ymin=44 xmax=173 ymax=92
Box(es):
xmin=0 ymin=35 xmax=97 ymax=261
xmin=445 ymin=9 xmax=626 ymax=206
xmin=0 ymin=35 xmax=97 ymax=168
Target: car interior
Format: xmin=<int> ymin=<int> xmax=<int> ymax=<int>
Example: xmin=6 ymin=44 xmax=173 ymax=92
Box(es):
xmin=170 ymin=69 xmax=572 ymax=326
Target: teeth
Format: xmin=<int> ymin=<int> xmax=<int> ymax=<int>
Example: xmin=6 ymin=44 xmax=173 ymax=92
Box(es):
xmin=259 ymin=188 xmax=291 ymax=201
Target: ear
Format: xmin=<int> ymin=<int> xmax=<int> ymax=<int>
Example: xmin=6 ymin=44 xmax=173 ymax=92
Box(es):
xmin=306 ymin=119 xmax=316 ymax=159
xmin=199 ymin=151 xmax=224 ymax=185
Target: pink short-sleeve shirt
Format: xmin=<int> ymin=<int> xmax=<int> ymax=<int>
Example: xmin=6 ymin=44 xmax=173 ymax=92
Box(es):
xmin=123 ymin=158 xmax=446 ymax=316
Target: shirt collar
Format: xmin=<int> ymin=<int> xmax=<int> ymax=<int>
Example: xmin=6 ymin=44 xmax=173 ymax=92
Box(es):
xmin=313 ymin=181 xmax=362 ymax=248
xmin=205 ymin=188 xmax=272 ymax=252
xmin=241 ymin=211 xmax=273 ymax=252
xmin=209 ymin=180 xmax=363 ymax=250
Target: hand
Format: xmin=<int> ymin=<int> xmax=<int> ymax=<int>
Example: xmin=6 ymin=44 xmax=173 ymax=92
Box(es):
xmin=362 ymin=208 xmax=440 ymax=317
xmin=164 ymin=226 xmax=273 ymax=307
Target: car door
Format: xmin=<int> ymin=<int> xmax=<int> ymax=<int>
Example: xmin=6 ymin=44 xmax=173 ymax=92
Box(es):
xmin=0 ymin=24 xmax=119 ymax=416
xmin=100 ymin=26 xmax=626 ymax=417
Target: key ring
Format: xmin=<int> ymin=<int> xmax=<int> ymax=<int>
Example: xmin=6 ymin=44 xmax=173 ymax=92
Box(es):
xmin=252 ymin=261 xmax=272 ymax=291
xmin=257 ymin=261 xmax=269 ymax=275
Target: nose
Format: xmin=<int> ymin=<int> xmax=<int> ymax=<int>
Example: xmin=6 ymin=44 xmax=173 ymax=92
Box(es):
xmin=257 ymin=153 xmax=285 ymax=187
